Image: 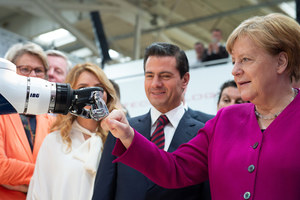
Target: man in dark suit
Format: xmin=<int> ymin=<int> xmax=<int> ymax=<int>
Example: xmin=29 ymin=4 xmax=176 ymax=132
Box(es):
xmin=92 ymin=42 xmax=211 ymax=200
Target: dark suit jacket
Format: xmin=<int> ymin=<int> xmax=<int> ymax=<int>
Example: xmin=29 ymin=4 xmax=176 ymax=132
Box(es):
xmin=92 ymin=111 xmax=211 ymax=200
xmin=187 ymin=107 xmax=214 ymax=123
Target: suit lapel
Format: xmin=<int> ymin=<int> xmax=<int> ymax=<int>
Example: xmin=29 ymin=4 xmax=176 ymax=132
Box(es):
xmin=129 ymin=112 xmax=152 ymax=140
xmin=168 ymin=112 xmax=198 ymax=152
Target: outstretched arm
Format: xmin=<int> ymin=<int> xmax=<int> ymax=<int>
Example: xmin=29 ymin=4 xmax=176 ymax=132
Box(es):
xmin=100 ymin=109 xmax=211 ymax=189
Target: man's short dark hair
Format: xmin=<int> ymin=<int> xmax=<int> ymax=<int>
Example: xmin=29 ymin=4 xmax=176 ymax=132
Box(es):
xmin=143 ymin=42 xmax=189 ymax=78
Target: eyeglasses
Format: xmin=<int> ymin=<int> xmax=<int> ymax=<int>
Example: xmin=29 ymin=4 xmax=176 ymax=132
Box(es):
xmin=17 ymin=65 xmax=46 ymax=77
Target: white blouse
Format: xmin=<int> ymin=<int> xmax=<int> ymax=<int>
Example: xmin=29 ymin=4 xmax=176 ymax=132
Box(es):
xmin=27 ymin=120 xmax=103 ymax=200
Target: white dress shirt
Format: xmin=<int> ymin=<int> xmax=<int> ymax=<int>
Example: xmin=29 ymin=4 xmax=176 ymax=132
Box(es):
xmin=27 ymin=120 xmax=103 ymax=200
xmin=150 ymin=103 xmax=185 ymax=151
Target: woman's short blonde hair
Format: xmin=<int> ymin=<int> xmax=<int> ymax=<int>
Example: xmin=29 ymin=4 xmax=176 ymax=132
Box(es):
xmin=51 ymin=62 xmax=118 ymax=150
xmin=5 ymin=42 xmax=48 ymax=71
xmin=226 ymin=13 xmax=300 ymax=81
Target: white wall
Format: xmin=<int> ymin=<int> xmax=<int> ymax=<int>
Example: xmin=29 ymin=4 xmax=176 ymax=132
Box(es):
xmin=104 ymin=50 xmax=234 ymax=117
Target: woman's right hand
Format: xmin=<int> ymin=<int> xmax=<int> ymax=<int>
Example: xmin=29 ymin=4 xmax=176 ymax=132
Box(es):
xmin=101 ymin=109 xmax=134 ymax=148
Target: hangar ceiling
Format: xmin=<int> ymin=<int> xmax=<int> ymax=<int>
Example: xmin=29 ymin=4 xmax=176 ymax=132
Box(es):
xmin=0 ymin=0 xmax=295 ymax=66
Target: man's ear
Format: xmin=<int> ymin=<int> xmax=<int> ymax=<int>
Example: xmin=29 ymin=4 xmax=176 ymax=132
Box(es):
xmin=182 ymin=72 xmax=190 ymax=88
xmin=277 ymin=51 xmax=288 ymax=74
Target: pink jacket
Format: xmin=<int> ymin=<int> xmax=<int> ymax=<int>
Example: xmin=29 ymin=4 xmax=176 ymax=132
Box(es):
xmin=0 ymin=113 xmax=54 ymax=200
xmin=113 ymin=91 xmax=300 ymax=200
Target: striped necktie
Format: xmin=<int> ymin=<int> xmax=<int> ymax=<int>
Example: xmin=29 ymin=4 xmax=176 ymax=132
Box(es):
xmin=151 ymin=115 xmax=169 ymax=149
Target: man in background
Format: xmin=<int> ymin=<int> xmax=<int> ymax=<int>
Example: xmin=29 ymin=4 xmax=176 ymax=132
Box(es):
xmin=191 ymin=41 xmax=206 ymax=67
xmin=109 ymin=79 xmax=130 ymax=118
xmin=92 ymin=42 xmax=211 ymax=200
xmin=46 ymin=50 xmax=72 ymax=83
xmin=203 ymin=28 xmax=229 ymax=62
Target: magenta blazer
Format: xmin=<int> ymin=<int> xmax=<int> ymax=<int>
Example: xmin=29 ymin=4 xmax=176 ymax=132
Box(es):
xmin=113 ymin=90 xmax=300 ymax=200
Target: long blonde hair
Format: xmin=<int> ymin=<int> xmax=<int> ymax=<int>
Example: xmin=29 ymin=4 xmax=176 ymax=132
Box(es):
xmin=50 ymin=63 xmax=118 ymax=150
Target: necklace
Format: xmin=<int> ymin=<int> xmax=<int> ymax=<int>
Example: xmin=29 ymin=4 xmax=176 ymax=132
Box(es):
xmin=255 ymin=88 xmax=298 ymax=120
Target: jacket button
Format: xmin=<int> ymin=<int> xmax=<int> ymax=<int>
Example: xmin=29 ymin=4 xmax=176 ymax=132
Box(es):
xmin=252 ymin=142 xmax=259 ymax=149
xmin=243 ymin=191 xmax=251 ymax=199
xmin=248 ymin=165 xmax=255 ymax=173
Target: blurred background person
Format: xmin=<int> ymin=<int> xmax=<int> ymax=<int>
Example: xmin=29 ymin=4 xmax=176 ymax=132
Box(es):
xmin=27 ymin=63 xmax=118 ymax=199
xmin=217 ymin=80 xmax=247 ymax=111
xmin=191 ymin=41 xmax=206 ymax=67
xmin=0 ymin=42 xmax=54 ymax=200
xmin=109 ymin=79 xmax=130 ymax=118
xmin=203 ymin=28 xmax=229 ymax=63
xmin=46 ymin=49 xmax=72 ymax=83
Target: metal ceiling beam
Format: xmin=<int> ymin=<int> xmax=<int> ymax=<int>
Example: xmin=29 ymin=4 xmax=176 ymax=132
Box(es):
xmin=0 ymin=0 xmax=31 ymax=6
xmin=159 ymin=0 xmax=291 ymax=30
xmin=111 ymin=0 xmax=292 ymax=41
xmin=32 ymin=0 xmax=98 ymax=55
xmin=133 ymin=12 xmax=141 ymax=59
xmin=0 ymin=0 xmax=119 ymax=12
xmin=111 ymin=0 xmax=199 ymax=46
xmin=50 ymin=2 xmax=119 ymax=12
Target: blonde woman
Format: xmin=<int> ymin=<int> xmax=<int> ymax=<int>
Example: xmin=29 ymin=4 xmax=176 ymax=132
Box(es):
xmin=27 ymin=63 xmax=118 ymax=200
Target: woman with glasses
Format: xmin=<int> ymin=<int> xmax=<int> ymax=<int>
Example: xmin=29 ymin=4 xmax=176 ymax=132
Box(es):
xmin=0 ymin=42 xmax=54 ymax=200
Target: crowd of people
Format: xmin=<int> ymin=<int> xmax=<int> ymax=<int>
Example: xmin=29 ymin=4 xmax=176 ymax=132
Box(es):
xmin=0 ymin=12 xmax=299 ymax=200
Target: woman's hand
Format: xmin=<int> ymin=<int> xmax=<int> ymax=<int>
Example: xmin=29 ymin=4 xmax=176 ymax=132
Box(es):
xmin=101 ymin=109 xmax=134 ymax=148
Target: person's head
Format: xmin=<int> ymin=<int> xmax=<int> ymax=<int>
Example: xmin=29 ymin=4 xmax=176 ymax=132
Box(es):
xmin=5 ymin=42 xmax=48 ymax=79
xmin=51 ymin=62 xmax=118 ymax=149
xmin=143 ymin=42 xmax=190 ymax=113
xmin=217 ymin=80 xmax=246 ymax=111
xmin=46 ymin=50 xmax=72 ymax=83
xmin=211 ymin=28 xmax=223 ymax=43
xmin=226 ymin=13 xmax=300 ymax=103
xmin=194 ymin=42 xmax=205 ymax=59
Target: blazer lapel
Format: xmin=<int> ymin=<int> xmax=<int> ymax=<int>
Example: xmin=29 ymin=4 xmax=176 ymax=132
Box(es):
xmin=9 ymin=114 xmax=33 ymax=161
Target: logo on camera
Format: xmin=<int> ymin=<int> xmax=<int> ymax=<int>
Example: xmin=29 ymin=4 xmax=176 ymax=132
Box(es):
xmin=30 ymin=93 xmax=40 ymax=98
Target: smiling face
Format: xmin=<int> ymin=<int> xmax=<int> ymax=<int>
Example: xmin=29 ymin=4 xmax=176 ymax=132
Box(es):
xmin=231 ymin=35 xmax=284 ymax=104
xmin=144 ymin=56 xmax=189 ymax=113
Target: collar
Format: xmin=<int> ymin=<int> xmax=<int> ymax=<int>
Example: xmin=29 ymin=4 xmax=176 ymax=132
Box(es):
xmin=150 ymin=103 xmax=185 ymax=129
xmin=72 ymin=120 xmax=102 ymax=175
xmin=72 ymin=120 xmax=96 ymax=137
